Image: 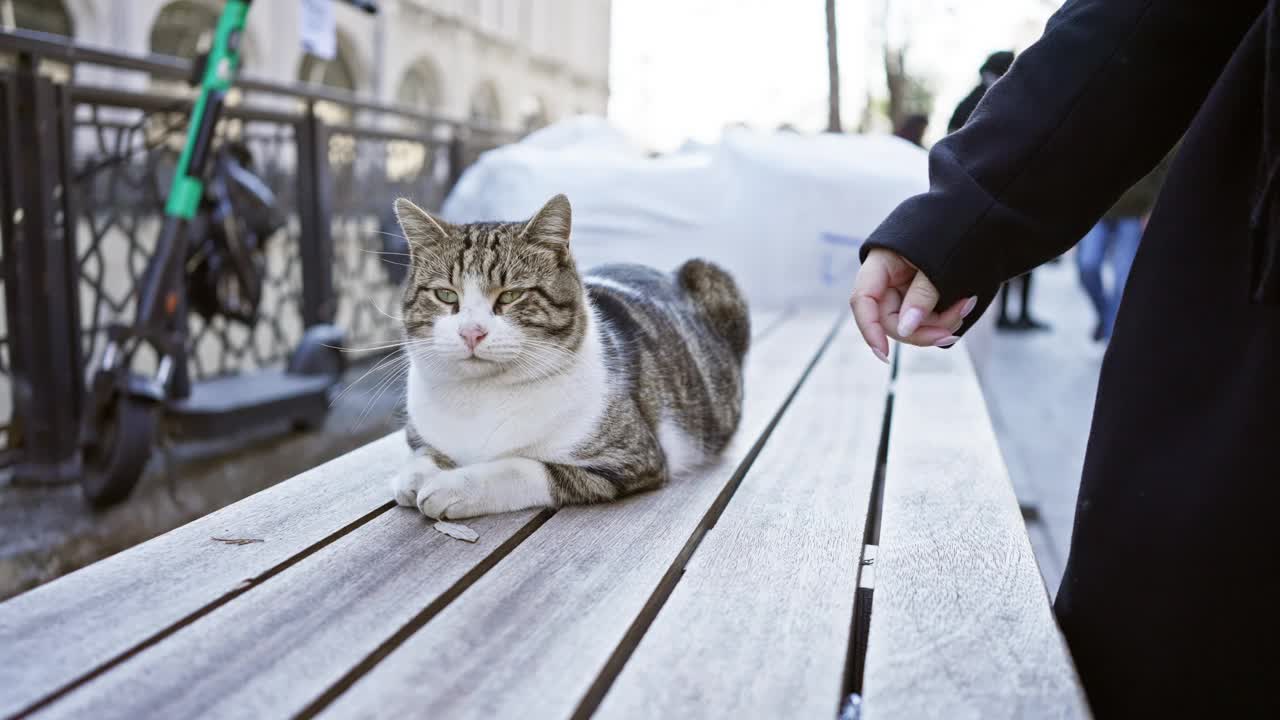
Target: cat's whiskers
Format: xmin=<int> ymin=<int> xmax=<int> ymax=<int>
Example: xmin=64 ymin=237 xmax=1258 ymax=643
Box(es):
xmin=361 ymin=233 xmax=412 ymax=253
xmin=328 ymin=339 xmax=435 ymax=407
xmin=367 ymin=298 xmax=405 ymax=322
xmin=339 ymin=352 xmax=413 ymax=408
xmin=329 ymin=337 xmax=433 ymax=354
xmin=508 ymin=347 xmax=579 ymax=383
xmin=349 ymin=348 xmax=427 ymax=429
xmin=352 ymin=365 xmax=414 ymax=431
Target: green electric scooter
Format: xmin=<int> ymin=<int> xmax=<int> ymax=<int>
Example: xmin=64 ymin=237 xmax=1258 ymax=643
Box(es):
xmin=78 ymin=0 xmax=378 ymax=507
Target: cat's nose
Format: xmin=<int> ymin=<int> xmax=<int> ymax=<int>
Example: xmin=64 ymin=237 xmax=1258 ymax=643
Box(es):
xmin=459 ymin=324 xmax=488 ymax=352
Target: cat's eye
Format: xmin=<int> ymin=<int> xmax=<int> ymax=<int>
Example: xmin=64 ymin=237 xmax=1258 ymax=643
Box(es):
xmin=497 ymin=289 xmax=524 ymax=304
xmin=433 ymin=288 xmax=458 ymax=304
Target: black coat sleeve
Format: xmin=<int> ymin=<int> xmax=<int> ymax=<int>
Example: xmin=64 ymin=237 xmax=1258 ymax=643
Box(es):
xmin=861 ymin=0 xmax=1265 ymax=333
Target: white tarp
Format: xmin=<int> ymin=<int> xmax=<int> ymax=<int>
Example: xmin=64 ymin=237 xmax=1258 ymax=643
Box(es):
xmin=441 ymin=117 xmax=928 ymax=309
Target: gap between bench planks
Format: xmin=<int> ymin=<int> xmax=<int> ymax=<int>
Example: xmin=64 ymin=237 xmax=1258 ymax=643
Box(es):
xmin=592 ymin=320 xmax=890 ymax=719
xmin=305 ymin=313 xmax=840 ymax=720
xmin=859 ymin=346 xmax=1089 ymax=720
xmin=0 ymin=308 xmax=805 ymax=719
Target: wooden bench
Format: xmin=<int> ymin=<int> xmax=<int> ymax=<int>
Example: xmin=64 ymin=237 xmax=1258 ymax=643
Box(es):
xmin=0 ymin=311 xmax=1089 ymax=720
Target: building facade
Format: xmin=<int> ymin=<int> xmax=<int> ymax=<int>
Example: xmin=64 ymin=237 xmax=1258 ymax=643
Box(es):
xmin=3 ymin=0 xmax=612 ymax=130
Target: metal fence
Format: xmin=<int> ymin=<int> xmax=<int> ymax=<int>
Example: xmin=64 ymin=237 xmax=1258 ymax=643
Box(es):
xmin=0 ymin=29 xmax=515 ymax=483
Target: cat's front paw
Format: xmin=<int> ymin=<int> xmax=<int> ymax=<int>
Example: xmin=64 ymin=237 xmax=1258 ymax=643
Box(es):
xmin=393 ymin=456 xmax=444 ymax=507
xmin=416 ymin=469 xmax=492 ymax=520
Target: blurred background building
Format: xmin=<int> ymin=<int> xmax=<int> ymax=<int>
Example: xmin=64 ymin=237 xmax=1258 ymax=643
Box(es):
xmin=0 ymin=0 xmax=612 ymax=131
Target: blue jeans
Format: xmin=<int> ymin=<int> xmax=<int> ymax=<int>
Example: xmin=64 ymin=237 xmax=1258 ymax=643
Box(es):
xmin=1076 ymin=217 xmax=1142 ymax=338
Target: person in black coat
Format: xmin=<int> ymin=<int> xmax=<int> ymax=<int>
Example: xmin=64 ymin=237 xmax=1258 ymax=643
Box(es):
xmin=950 ymin=50 xmax=1050 ymax=332
xmin=947 ymin=50 xmax=1013 ymax=134
xmin=850 ymin=1 xmax=1280 ymax=716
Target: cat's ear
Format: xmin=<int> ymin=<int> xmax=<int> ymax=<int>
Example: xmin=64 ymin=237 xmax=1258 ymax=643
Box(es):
xmin=394 ymin=197 xmax=450 ymax=260
xmin=521 ymin=194 xmax=572 ymax=248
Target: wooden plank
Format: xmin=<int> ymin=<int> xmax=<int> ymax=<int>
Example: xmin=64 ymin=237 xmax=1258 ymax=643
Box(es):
xmin=749 ymin=308 xmax=787 ymax=342
xmin=319 ymin=312 xmax=840 ymax=720
xmin=860 ymin=346 xmax=1090 ymax=719
xmin=0 ymin=433 xmax=408 ymax=718
xmin=29 ymin=509 xmax=546 ymax=720
xmin=595 ymin=321 xmax=890 ymax=719
xmin=25 ymin=309 xmax=789 ymax=720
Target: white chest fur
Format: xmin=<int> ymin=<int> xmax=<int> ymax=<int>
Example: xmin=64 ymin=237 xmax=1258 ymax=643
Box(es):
xmin=405 ymin=316 xmax=610 ymax=467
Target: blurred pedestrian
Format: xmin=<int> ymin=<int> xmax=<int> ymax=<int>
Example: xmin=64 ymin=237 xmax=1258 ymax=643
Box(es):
xmin=950 ymin=50 xmax=1048 ymax=331
xmin=893 ymin=113 xmax=929 ymax=148
xmin=947 ymin=50 xmax=1014 ymax=133
xmin=850 ymin=2 xmax=1280 ymax=715
xmin=1076 ymin=149 xmax=1173 ymax=341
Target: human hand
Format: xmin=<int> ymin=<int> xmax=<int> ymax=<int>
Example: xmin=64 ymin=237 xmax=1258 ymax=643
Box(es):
xmin=849 ymin=248 xmax=977 ymax=363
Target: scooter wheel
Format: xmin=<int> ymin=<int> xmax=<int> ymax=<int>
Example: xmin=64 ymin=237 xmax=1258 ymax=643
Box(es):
xmin=80 ymin=394 xmax=158 ymax=508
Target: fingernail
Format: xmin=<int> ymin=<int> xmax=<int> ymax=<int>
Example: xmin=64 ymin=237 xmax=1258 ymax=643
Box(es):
xmin=935 ymin=335 xmax=961 ymax=348
xmin=961 ymin=296 xmax=978 ymax=318
xmin=898 ymin=307 xmax=924 ymax=337
xmin=872 ymin=347 xmax=890 ymax=364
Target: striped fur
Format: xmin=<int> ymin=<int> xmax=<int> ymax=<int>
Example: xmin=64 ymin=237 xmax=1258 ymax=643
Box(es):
xmin=390 ymin=194 xmax=749 ymax=520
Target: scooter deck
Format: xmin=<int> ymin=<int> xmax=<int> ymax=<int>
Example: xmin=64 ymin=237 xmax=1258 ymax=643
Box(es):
xmin=166 ymin=369 xmax=334 ymax=438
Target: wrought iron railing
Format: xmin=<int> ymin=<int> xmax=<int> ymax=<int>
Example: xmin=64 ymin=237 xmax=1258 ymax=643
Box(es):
xmin=0 ymin=28 xmax=516 ymax=483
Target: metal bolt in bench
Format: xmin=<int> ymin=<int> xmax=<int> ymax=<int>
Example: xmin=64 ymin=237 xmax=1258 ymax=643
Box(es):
xmin=0 ymin=311 xmax=1089 ymax=719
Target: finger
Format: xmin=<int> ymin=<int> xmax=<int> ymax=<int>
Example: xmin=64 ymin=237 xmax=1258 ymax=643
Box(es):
xmin=900 ymin=302 xmax=967 ymax=341
xmin=898 ymin=272 xmax=943 ymax=337
xmin=933 ymin=295 xmax=978 ymax=329
xmin=890 ymin=295 xmax=960 ymax=347
xmin=851 ymin=294 xmax=890 ymax=363
xmin=902 ymin=325 xmax=962 ymax=348
xmin=879 ymin=288 xmax=906 ymax=342
xmin=851 ymin=257 xmax=894 ymax=363
xmin=909 ymin=321 xmax=963 ymax=340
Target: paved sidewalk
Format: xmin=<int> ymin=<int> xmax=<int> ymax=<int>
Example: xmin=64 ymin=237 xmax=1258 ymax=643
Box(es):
xmin=973 ymin=256 xmax=1107 ymax=597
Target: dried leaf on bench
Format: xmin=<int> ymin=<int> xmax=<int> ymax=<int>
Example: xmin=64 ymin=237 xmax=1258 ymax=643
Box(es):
xmin=433 ymin=520 xmax=479 ymax=543
xmin=211 ymin=537 xmax=265 ymax=546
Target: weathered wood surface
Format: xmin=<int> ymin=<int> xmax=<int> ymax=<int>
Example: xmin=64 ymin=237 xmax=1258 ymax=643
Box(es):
xmin=3 ymin=308 xmax=1090 ymax=720
xmin=861 ymin=346 xmax=1090 ymax=720
xmin=0 ymin=433 xmax=408 ymax=718
xmin=319 ymin=313 xmax=839 ymax=719
xmin=5 ymin=309 xmax=790 ymax=719
xmin=29 ymin=509 xmax=545 ymax=720
xmin=595 ymin=322 xmax=890 ymax=719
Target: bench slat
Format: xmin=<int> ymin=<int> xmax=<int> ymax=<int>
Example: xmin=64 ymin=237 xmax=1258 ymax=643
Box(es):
xmin=28 ymin=509 xmax=544 ymax=720
xmin=17 ymin=309 xmax=789 ymax=720
xmin=861 ymin=346 xmax=1089 ymax=719
xmin=0 ymin=433 xmax=408 ymax=718
xmin=318 ymin=312 xmax=839 ymax=719
xmin=595 ymin=321 xmax=889 ymax=719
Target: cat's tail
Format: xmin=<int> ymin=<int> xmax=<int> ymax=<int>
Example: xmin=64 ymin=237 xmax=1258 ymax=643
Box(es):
xmin=677 ymin=259 xmax=750 ymax=359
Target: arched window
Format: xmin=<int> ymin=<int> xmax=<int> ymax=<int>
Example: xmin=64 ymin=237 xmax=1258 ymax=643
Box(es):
xmin=297 ymin=36 xmax=360 ymax=126
xmin=298 ymin=50 xmax=357 ymax=93
xmin=148 ymin=1 xmax=219 ymax=60
xmin=396 ymin=59 xmax=443 ymax=116
xmin=469 ymin=81 xmax=502 ymax=126
xmin=0 ymin=1 xmax=74 ymax=80
xmin=0 ymin=0 xmax=73 ymax=36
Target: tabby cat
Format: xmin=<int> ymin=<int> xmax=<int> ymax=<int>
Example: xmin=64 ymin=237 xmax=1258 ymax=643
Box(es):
xmin=391 ymin=194 xmax=749 ymax=520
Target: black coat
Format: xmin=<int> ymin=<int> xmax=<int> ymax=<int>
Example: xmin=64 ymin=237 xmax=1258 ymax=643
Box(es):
xmin=863 ymin=1 xmax=1280 ymax=716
